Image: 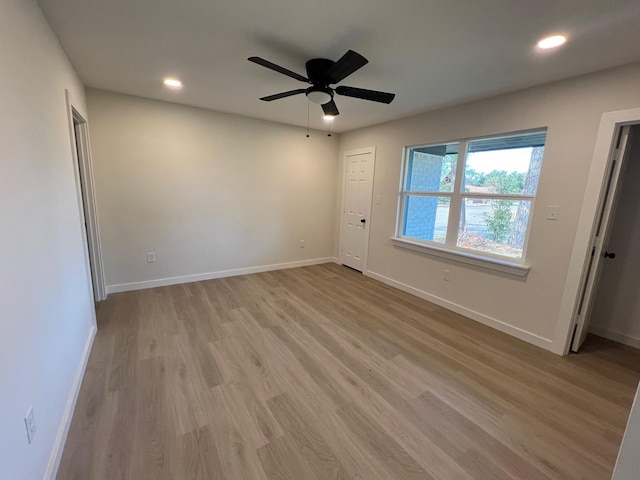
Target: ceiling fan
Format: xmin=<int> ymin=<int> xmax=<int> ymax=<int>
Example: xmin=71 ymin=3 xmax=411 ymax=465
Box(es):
xmin=248 ymin=50 xmax=395 ymax=117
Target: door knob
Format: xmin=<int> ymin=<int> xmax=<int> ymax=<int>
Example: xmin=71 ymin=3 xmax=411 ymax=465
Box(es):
xmin=360 ymin=219 xmax=366 ymax=224
xmin=604 ymin=251 xmax=616 ymax=259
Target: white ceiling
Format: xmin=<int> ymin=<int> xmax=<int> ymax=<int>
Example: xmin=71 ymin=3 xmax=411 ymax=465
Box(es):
xmin=38 ymin=0 xmax=640 ymax=133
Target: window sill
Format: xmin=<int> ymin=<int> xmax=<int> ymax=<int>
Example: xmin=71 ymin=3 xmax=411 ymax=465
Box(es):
xmin=390 ymin=237 xmax=530 ymax=277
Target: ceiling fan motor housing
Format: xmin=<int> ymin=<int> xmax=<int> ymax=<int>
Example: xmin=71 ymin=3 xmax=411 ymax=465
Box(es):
xmin=305 ymin=58 xmax=334 ymax=84
xmin=305 ymin=58 xmax=335 ymax=105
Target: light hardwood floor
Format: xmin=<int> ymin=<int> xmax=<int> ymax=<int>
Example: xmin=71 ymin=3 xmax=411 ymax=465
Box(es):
xmin=57 ymin=263 xmax=640 ymax=479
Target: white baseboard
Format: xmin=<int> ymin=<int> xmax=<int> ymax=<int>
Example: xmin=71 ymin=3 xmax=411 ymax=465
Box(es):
xmin=45 ymin=324 xmax=97 ymax=480
xmin=365 ymin=270 xmax=555 ymax=352
xmin=106 ymin=257 xmax=338 ymax=294
xmin=589 ymin=325 xmax=640 ymax=350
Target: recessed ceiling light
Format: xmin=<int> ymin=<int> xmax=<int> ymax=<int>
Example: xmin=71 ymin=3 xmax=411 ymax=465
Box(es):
xmin=163 ymin=77 xmax=183 ymax=89
xmin=537 ymin=34 xmax=567 ymax=50
xmin=323 ymin=115 xmax=335 ymax=122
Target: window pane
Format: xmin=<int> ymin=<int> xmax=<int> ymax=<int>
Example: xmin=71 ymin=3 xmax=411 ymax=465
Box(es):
xmin=402 ymin=195 xmax=450 ymax=244
xmin=464 ymin=132 xmax=546 ymax=195
xmin=456 ymin=198 xmax=532 ymax=258
xmin=406 ymin=143 xmax=458 ymax=193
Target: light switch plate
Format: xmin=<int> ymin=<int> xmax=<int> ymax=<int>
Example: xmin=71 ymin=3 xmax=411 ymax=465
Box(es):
xmin=547 ymin=205 xmax=559 ymax=220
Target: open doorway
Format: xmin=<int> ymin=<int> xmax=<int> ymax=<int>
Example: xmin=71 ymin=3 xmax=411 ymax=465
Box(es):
xmin=570 ymin=124 xmax=640 ymax=351
xmin=66 ymin=93 xmax=106 ymax=301
xmin=586 ymin=125 xmax=640 ymax=348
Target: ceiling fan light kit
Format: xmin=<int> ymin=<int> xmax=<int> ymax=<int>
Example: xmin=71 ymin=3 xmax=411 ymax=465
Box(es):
xmin=248 ymin=50 xmax=395 ymax=120
xmin=306 ymin=86 xmax=333 ymax=105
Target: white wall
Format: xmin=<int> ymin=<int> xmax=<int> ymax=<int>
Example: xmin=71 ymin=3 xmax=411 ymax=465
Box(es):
xmin=0 ymin=1 xmax=96 ymax=479
xmin=338 ymin=63 xmax=640 ymax=353
xmin=589 ymin=125 xmax=640 ymax=348
xmin=613 ymin=382 xmax=640 ymax=479
xmin=86 ymin=89 xmax=339 ymax=291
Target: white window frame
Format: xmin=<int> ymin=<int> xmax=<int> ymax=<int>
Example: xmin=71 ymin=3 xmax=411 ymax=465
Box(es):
xmin=392 ymin=130 xmax=546 ymax=276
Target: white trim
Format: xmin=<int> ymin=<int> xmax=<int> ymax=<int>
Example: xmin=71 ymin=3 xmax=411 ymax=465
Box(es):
xmin=65 ymin=90 xmax=107 ymax=302
xmin=589 ymin=325 xmax=640 ymax=350
xmin=555 ymin=107 xmax=640 ymax=355
xmin=365 ymin=270 xmax=554 ymax=351
xmin=404 ymin=191 xmax=536 ymax=201
xmin=390 ymin=237 xmax=530 ymax=277
xmin=106 ymin=257 xmax=337 ymax=293
xmin=45 ymin=325 xmax=97 ymax=480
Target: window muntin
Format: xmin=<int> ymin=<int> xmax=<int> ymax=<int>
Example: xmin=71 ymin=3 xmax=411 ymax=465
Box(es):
xmin=399 ymin=131 xmax=546 ymax=262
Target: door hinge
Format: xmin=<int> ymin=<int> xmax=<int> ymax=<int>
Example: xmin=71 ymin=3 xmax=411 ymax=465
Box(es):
xmin=614 ymin=148 xmax=622 ymax=161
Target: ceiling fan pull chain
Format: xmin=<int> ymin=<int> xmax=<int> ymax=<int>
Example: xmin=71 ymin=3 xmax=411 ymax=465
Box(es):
xmin=306 ymin=99 xmax=310 ymax=138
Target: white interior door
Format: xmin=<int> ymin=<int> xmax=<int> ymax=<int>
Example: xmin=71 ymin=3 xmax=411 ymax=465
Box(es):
xmin=69 ymin=104 xmax=106 ymax=302
xmin=572 ymin=126 xmax=631 ymax=352
xmin=340 ymin=147 xmax=375 ymax=272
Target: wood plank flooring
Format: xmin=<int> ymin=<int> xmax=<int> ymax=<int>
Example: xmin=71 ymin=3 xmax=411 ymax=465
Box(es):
xmin=56 ymin=263 xmax=640 ymax=480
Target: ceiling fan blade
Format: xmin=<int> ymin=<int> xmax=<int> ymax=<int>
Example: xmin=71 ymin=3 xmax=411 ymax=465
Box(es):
xmin=325 ymin=50 xmax=368 ymax=84
xmin=335 ymin=85 xmax=395 ymax=104
xmin=248 ymin=56 xmax=309 ymax=83
xmin=259 ymin=89 xmax=307 ymax=101
xmin=322 ymin=100 xmax=340 ymax=116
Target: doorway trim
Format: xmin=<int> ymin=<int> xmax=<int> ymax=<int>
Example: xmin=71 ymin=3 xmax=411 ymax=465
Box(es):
xmin=338 ymin=146 xmax=376 ymax=274
xmin=555 ymin=107 xmax=640 ymax=355
xmin=65 ymin=90 xmax=107 ymax=301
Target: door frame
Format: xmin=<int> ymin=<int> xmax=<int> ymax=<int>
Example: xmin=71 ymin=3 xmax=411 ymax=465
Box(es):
xmin=570 ymin=126 xmax=630 ymax=351
xmin=338 ymin=146 xmax=376 ymax=273
xmin=555 ymin=107 xmax=640 ymax=355
xmin=65 ymin=90 xmax=107 ymax=301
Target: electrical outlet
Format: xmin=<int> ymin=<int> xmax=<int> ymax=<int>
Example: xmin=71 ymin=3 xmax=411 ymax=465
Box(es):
xmin=299 ymin=240 xmax=305 ymax=248
xmin=443 ymin=270 xmax=450 ymax=281
xmin=24 ymin=407 xmax=36 ymax=444
xmin=147 ymin=252 xmax=156 ymax=263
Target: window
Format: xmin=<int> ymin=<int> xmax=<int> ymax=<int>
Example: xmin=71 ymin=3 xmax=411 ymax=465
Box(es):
xmin=397 ymin=130 xmax=546 ymax=265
